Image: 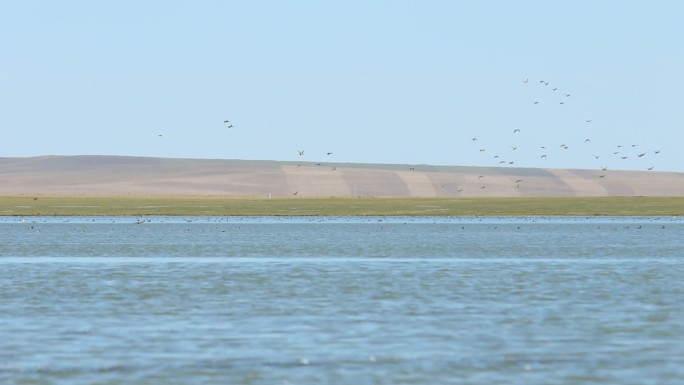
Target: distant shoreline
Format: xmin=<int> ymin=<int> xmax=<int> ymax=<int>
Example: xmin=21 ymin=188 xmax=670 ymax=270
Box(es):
xmin=2 ymin=196 xmax=683 ymax=217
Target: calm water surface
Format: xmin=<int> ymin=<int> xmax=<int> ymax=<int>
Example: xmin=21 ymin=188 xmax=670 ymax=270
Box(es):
xmin=1 ymin=216 xmax=683 ymax=384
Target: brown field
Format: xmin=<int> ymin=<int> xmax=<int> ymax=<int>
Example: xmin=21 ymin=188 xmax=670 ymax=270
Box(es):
xmin=1 ymin=155 xmax=684 ymax=198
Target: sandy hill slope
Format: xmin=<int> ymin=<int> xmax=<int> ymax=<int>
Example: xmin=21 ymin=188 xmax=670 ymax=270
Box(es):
xmin=1 ymin=155 xmax=683 ymax=197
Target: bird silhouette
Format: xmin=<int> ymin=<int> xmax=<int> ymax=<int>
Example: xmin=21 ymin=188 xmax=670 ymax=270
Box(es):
xmin=298 ymin=150 xmax=304 ymax=156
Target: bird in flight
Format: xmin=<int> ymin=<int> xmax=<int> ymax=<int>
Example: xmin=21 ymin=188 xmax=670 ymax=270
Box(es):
xmin=585 ymin=119 xmax=592 ymax=123
xmin=472 ymin=137 xmax=478 ymax=141
xmin=298 ymin=150 xmax=304 ymax=156
xmin=638 ymin=153 xmax=646 ymax=157
xmin=326 ymin=152 xmax=333 ymax=155
xmin=513 ymin=129 xmax=521 ymax=133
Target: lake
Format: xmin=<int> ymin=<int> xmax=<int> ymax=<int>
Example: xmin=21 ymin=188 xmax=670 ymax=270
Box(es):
xmin=1 ymin=216 xmax=683 ymax=384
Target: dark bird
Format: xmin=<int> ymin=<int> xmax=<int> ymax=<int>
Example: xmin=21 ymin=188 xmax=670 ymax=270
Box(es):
xmin=602 ymin=167 xmax=608 ymax=171
xmin=541 ymin=154 xmax=547 ymax=159
xmin=564 ymin=93 xmax=571 ymax=97
xmin=472 ymin=137 xmax=478 ymax=141
xmin=585 ymin=119 xmax=592 ymax=123
xmin=655 ymin=150 xmax=661 ymax=154
xmin=533 ymin=101 xmax=540 ymax=104
xmin=585 ymin=139 xmax=591 ymax=143
xmin=513 ymin=129 xmax=521 ymax=133
xmin=326 ymin=152 xmax=333 ymax=155
xmin=523 ymin=78 xmax=528 ymax=84
xmin=292 ymin=191 xmax=298 ymax=196
xmin=638 ymin=153 xmax=646 ymax=157
xmin=224 ymin=120 xmax=230 ymax=123
xmin=298 ymin=150 xmax=304 ymax=156
xmin=648 ymin=166 xmax=654 ymax=170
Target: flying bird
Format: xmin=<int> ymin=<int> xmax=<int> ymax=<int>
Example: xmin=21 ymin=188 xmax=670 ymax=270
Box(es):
xmin=513 ymin=129 xmax=521 ymax=133
xmin=297 ymin=150 xmax=304 ymax=156
xmin=326 ymin=152 xmax=333 ymax=155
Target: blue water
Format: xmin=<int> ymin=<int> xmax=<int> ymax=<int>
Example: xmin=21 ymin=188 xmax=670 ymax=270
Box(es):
xmin=1 ymin=216 xmax=683 ymax=384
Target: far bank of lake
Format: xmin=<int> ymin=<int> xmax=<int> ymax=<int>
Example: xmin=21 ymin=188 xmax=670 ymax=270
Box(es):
xmin=1 ymin=195 xmax=684 ymax=217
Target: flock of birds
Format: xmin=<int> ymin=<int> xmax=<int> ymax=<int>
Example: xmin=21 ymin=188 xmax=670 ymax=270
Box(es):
xmin=156 ymin=82 xmax=665 ymax=196
xmin=469 ymin=78 xmax=662 ymax=180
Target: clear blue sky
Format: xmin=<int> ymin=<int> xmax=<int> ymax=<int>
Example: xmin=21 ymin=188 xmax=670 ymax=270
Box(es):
xmin=2 ymin=1 xmax=682 ymax=171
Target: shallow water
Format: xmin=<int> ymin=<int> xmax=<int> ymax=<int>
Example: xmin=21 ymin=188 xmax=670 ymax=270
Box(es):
xmin=1 ymin=216 xmax=683 ymax=384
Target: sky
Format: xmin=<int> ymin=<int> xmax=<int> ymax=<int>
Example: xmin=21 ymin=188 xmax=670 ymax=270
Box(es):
xmin=2 ymin=1 xmax=683 ymax=172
